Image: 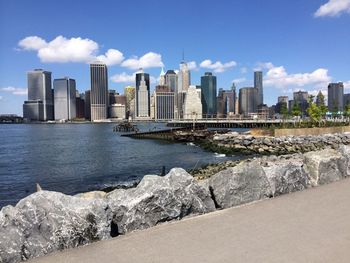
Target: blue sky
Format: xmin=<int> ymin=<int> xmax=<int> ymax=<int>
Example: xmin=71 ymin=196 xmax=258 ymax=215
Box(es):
xmin=1 ymin=0 xmax=350 ymax=115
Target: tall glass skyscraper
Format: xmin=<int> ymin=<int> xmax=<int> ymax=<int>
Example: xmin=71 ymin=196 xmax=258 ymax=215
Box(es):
xmin=254 ymin=71 xmax=263 ymax=106
xmin=23 ymin=69 xmax=54 ymax=121
xmin=90 ymin=62 xmax=108 ymax=121
xmin=328 ymin=82 xmax=344 ymax=112
xmin=239 ymin=87 xmax=259 ymax=116
xmin=53 ymin=77 xmax=76 ymax=120
xmin=135 ymin=70 xmax=150 ymax=118
xmin=200 ymin=72 xmax=217 ymax=118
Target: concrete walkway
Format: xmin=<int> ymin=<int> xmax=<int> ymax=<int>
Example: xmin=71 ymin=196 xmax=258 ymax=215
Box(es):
xmin=31 ymin=178 xmax=350 ymax=263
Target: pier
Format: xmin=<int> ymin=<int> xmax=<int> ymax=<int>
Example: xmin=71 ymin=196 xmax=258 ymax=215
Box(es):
xmin=167 ymin=119 xmax=293 ymax=128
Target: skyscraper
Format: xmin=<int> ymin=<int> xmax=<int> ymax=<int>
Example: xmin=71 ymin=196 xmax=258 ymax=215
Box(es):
xmin=159 ymin=67 xmax=166 ymax=86
xmin=23 ymin=69 xmax=54 ymax=121
xmin=90 ymin=62 xmax=108 ymax=121
xmin=239 ymin=87 xmax=258 ymax=117
xmin=201 ymin=72 xmax=217 ymax=118
xmin=178 ymin=61 xmax=190 ymax=92
xmin=328 ymin=82 xmax=344 ymax=112
xmin=84 ymin=90 xmax=91 ymax=120
xmin=254 ymin=71 xmax=263 ymax=106
xmin=183 ymin=85 xmax=202 ymax=119
xmin=165 ymin=70 xmax=178 ymax=92
xmin=135 ymin=70 xmax=150 ymax=118
xmin=124 ymin=86 xmax=135 ymax=119
xmin=53 ymin=77 xmax=76 ymax=121
xmin=293 ymin=90 xmax=309 ymax=116
xmin=154 ymin=85 xmax=175 ymax=120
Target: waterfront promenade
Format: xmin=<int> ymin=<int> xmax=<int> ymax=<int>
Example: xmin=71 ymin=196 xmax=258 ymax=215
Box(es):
xmin=30 ymin=177 xmax=350 ymax=263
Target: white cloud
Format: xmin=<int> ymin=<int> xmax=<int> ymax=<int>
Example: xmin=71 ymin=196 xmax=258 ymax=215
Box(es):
xmin=0 ymin=96 xmax=3 ymax=100
xmin=232 ymin=78 xmax=246 ymax=84
xmin=1 ymin=86 xmax=28 ymax=96
xmin=187 ymin=61 xmax=198 ymax=71
xmin=18 ymin=36 xmax=47 ymax=50
xmin=344 ymin=80 xmax=350 ymax=91
xmin=111 ymin=72 xmax=135 ymax=83
xmin=314 ymin=0 xmax=350 ymax=17
xmin=18 ymin=35 xmax=125 ymax=65
xmin=121 ymin=52 xmax=164 ymax=70
xmin=254 ymin=62 xmax=274 ymax=71
xmin=264 ymin=63 xmax=332 ymax=90
xmin=96 ymin=49 xmax=124 ymax=66
xmin=199 ymin=59 xmax=237 ymax=73
xmin=19 ymin=35 xmax=99 ymax=63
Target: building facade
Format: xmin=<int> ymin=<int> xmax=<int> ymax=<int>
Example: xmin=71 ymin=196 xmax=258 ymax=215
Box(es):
xmin=293 ymin=90 xmax=309 ymax=116
xmin=23 ymin=69 xmax=54 ymax=121
xmin=53 ymin=78 xmax=76 ymax=120
xmin=239 ymin=87 xmax=258 ymax=117
xmin=178 ymin=61 xmax=190 ymax=92
xmin=254 ymin=71 xmax=263 ymax=106
xmin=90 ymin=63 xmax=108 ymax=121
xmin=183 ymin=85 xmax=202 ymax=119
xmin=154 ymin=86 xmax=175 ymax=120
xmin=135 ymin=71 xmax=150 ymax=118
xmin=328 ymin=82 xmax=344 ymax=112
xmin=201 ymin=72 xmax=217 ymax=118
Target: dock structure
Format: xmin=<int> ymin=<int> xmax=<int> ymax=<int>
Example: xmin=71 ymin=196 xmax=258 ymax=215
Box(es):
xmin=167 ymin=119 xmax=295 ymax=128
xmin=120 ymin=126 xmax=206 ymax=140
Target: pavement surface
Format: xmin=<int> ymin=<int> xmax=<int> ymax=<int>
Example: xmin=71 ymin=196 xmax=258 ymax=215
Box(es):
xmin=30 ymin=178 xmax=350 ymax=263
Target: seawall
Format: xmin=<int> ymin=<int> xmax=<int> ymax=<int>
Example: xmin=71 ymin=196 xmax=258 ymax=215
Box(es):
xmin=1 ymin=145 xmax=350 ymax=262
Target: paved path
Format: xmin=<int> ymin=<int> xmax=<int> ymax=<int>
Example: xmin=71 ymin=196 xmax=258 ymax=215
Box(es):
xmin=31 ymin=178 xmax=350 ymax=263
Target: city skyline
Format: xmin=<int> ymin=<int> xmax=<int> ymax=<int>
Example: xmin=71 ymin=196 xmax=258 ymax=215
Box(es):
xmin=1 ymin=0 xmax=350 ymax=115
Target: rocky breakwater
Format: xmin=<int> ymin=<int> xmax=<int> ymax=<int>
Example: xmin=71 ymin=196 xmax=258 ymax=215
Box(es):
xmin=203 ymin=131 xmax=350 ymax=155
xmin=0 ymin=169 xmax=215 ymax=263
xmin=1 ymin=146 xmax=350 ymax=262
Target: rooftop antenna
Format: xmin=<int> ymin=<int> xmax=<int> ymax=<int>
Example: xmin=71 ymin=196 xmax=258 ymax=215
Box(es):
xmin=182 ymin=48 xmax=185 ymax=62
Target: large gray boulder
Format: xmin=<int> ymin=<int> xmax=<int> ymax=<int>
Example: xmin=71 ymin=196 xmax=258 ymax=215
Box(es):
xmin=338 ymin=144 xmax=350 ymax=177
xmin=0 ymin=191 xmax=112 ymax=263
xmin=106 ymin=168 xmax=215 ymax=235
xmin=303 ymin=149 xmax=347 ymax=186
xmin=208 ymin=160 xmax=273 ymax=209
xmin=260 ymin=155 xmax=311 ymax=196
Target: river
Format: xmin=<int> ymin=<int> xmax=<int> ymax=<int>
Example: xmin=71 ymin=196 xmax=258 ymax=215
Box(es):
xmin=0 ymin=123 xmax=241 ymax=208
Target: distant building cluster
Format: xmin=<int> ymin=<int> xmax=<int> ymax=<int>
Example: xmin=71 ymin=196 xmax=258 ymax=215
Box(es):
xmin=22 ymin=59 xmax=347 ymax=122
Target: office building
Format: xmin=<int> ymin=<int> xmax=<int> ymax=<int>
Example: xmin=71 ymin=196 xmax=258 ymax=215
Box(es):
xmin=53 ymin=77 xmax=76 ymax=121
xmin=159 ymin=68 xmax=166 ymax=86
xmin=344 ymin=93 xmax=350 ymax=107
xmin=76 ymin=93 xmax=85 ymax=119
xmin=254 ymin=71 xmax=263 ymax=106
xmin=201 ymin=72 xmax=217 ymax=118
xmin=217 ymin=85 xmax=236 ymax=118
xmin=183 ymin=85 xmax=202 ymax=119
xmin=23 ymin=69 xmax=54 ymax=121
xmin=239 ymin=87 xmax=258 ymax=117
xmin=90 ymin=62 xmax=108 ymax=121
xmin=154 ymin=85 xmax=175 ymax=120
xmin=109 ymin=104 xmax=126 ymax=119
xmin=293 ymin=90 xmax=309 ymax=116
xmin=135 ymin=70 xmax=150 ymax=118
xmin=84 ymin=90 xmax=91 ymax=120
xmin=124 ymin=86 xmax=135 ymax=119
xmin=178 ymin=61 xmax=190 ymax=92
xmin=165 ymin=70 xmax=178 ymax=92
xmin=328 ymin=82 xmax=344 ymax=112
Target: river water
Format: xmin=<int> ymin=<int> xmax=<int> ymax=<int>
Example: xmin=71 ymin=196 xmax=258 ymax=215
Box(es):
xmin=0 ymin=123 xmax=240 ymax=208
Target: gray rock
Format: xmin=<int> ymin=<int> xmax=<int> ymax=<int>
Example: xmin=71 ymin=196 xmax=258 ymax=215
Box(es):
xmin=338 ymin=144 xmax=350 ymax=177
xmin=303 ymin=149 xmax=346 ymax=186
xmin=106 ymin=168 xmax=215 ymax=235
xmin=261 ymin=155 xmax=311 ymax=196
xmin=0 ymin=191 xmax=112 ymax=263
xmin=208 ymin=160 xmax=273 ymax=209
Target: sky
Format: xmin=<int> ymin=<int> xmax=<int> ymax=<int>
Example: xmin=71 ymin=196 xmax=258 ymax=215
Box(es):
xmin=0 ymin=0 xmax=350 ymax=115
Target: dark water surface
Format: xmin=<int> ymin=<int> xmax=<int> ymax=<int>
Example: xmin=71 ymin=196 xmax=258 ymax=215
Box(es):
xmin=0 ymin=123 xmax=238 ymax=208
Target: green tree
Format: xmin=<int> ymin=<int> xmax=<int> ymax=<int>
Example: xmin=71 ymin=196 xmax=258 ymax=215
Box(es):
xmin=291 ymin=102 xmax=301 ymax=117
xmin=307 ymin=95 xmax=322 ymax=126
xmin=316 ymin=91 xmax=328 ymax=117
xmin=332 ymin=100 xmax=339 ymax=118
xmin=344 ymin=103 xmax=350 ymax=118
